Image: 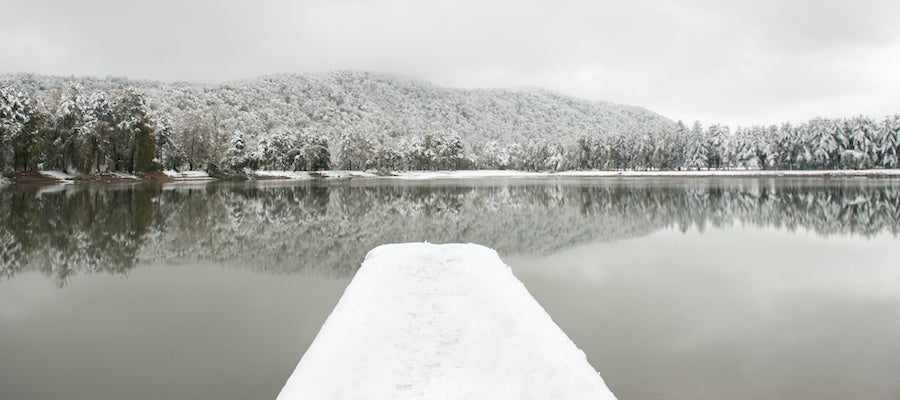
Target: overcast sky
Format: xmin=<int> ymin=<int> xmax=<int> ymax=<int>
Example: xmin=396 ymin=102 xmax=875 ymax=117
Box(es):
xmin=2 ymin=0 xmax=898 ymax=126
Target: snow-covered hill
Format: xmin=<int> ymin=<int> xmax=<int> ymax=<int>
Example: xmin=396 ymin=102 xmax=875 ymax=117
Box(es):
xmin=4 ymin=72 xmax=898 ymax=173
xmin=1 ymin=71 xmax=675 ymax=170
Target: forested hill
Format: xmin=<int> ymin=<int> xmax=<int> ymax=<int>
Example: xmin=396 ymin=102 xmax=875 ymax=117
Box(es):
xmin=1 ymin=72 xmax=674 ymax=172
xmin=2 ymin=72 xmax=899 ymax=174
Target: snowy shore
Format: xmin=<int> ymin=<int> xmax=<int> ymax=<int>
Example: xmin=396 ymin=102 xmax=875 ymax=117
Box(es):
xmin=276 ymin=243 xmax=617 ymax=400
xmin=161 ymin=170 xmax=214 ymax=180
xmin=552 ymin=169 xmax=900 ymax=178
xmin=3 ymin=168 xmax=899 ymax=188
xmin=257 ymin=168 xmax=900 ymax=181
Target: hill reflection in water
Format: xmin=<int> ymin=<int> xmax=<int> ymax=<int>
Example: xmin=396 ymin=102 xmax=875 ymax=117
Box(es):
xmin=1 ymin=178 xmax=898 ymax=286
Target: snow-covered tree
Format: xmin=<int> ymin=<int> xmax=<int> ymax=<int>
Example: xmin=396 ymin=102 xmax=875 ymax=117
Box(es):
xmin=77 ymin=91 xmax=116 ymax=172
xmin=810 ymin=117 xmax=839 ymax=169
xmin=880 ymin=115 xmax=900 ymax=168
xmin=685 ymin=121 xmax=707 ymax=170
xmin=223 ymin=131 xmax=249 ymax=171
xmin=110 ymin=89 xmax=156 ymax=172
xmin=849 ymin=115 xmax=878 ymax=168
xmin=46 ymin=83 xmax=88 ymax=172
xmin=633 ymin=130 xmax=654 ymax=170
xmin=1 ymin=87 xmax=44 ymax=172
xmin=705 ymin=124 xmax=728 ymax=169
xmin=2 ymin=72 xmax=899 ymax=174
xmin=336 ymin=128 xmax=374 ymax=170
xmin=173 ymin=113 xmax=214 ymax=171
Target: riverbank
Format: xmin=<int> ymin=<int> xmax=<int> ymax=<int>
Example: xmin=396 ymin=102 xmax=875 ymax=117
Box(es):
xmin=189 ymin=168 xmax=900 ymax=181
xmin=3 ymin=168 xmax=900 ymax=188
xmin=1 ymin=170 xmax=214 ymax=186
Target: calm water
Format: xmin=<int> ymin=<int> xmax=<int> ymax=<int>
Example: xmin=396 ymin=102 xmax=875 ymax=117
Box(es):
xmin=1 ymin=178 xmax=899 ymax=400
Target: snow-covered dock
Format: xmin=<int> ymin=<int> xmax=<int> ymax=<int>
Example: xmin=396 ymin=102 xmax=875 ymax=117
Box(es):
xmin=276 ymin=243 xmax=617 ymax=400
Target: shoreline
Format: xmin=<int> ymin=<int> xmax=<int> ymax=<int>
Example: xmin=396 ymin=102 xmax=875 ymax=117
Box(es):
xmin=3 ymin=168 xmax=900 ymax=188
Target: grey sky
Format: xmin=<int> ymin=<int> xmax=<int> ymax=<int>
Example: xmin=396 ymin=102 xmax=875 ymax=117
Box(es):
xmin=2 ymin=0 xmax=898 ymax=126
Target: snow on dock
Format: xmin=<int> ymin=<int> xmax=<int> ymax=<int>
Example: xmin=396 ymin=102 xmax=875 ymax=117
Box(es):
xmin=276 ymin=243 xmax=617 ymax=400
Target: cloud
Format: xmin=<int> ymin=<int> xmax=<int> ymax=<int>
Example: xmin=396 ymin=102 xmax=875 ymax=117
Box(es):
xmin=1 ymin=0 xmax=898 ymax=126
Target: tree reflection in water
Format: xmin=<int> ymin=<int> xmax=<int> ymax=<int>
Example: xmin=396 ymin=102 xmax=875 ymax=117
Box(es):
xmin=1 ymin=178 xmax=898 ymax=286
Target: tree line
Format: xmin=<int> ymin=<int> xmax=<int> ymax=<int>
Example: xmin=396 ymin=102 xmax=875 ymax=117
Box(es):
xmin=3 ymin=82 xmax=899 ymax=175
xmin=1 ymin=85 xmax=157 ymax=174
xmin=568 ymin=117 xmax=900 ymax=171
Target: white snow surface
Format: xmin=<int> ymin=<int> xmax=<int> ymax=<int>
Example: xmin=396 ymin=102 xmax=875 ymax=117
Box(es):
xmin=277 ymin=243 xmax=617 ymax=400
xmin=252 ymin=170 xmax=377 ymax=180
xmin=552 ymin=169 xmax=900 ymax=178
xmin=162 ymin=170 xmax=213 ymax=180
xmin=39 ymin=170 xmax=76 ymax=183
xmin=388 ymin=169 xmax=900 ymax=179
xmin=108 ymin=172 xmax=141 ymax=180
xmin=386 ymin=170 xmax=547 ymax=180
xmin=255 ymin=169 xmax=900 ymax=182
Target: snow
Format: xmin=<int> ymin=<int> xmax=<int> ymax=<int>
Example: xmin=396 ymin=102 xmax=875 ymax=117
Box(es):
xmin=39 ymin=170 xmax=76 ymax=183
xmin=385 ymin=170 xmax=547 ymax=180
xmin=162 ymin=170 xmax=213 ymax=180
xmin=0 ymin=176 xmax=8 ymax=187
xmin=5 ymin=73 xmax=900 ymax=173
xmin=251 ymin=170 xmax=377 ymax=180
xmin=253 ymin=168 xmax=900 ymax=182
xmin=108 ymin=172 xmax=141 ymax=180
xmin=251 ymin=170 xmax=546 ymax=181
xmin=552 ymin=169 xmax=900 ymax=178
xmin=276 ymin=243 xmax=617 ymax=400
xmin=330 ymin=169 xmax=900 ymax=180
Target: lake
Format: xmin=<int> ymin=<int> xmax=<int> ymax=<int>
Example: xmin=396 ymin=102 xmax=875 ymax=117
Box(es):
xmin=1 ymin=177 xmax=899 ymax=400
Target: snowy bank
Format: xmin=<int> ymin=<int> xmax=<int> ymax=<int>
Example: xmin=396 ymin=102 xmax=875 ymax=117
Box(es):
xmin=388 ymin=169 xmax=900 ymax=179
xmin=39 ymin=170 xmax=77 ymax=184
xmin=277 ymin=243 xmax=616 ymax=400
xmin=385 ymin=170 xmax=548 ymax=180
xmin=255 ymin=169 xmax=900 ymax=181
xmin=162 ymin=170 xmax=214 ymax=180
xmin=552 ymin=169 xmax=900 ymax=178
xmin=251 ymin=170 xmax=378 ymax=180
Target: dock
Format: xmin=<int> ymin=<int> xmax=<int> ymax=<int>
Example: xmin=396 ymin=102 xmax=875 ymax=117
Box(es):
xmin=276 ymin=243 xmax=617 ymax=400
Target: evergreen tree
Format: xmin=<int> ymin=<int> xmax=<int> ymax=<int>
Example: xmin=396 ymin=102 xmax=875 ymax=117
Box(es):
xmin=13 ymin=104 xmax=45 ymax=172
xmin=111 ymin=89 xmax=156 ymax=172
xmin=685 ymin=121 xmax=707 ymax=170
xmin=1 ymin=87 xmax=44 ymax=172
xmin=705 ymin=124 xmax=727 ymax=169
xmin=48 ymin=83 xmax=87 ymax=172
xmin=880 ymin=115 xmax=900 ymax=168
xmin=849 ymin=115 xmax=877 ymax=168
xmin=634 ymin=130 xmax=654 ymax=170
xmin=154 ymin=116 xmax=180 ymax=170
xmin=223 ymin=131 xmax=248 ymax=171
xmin=810 ymin=117 xmax=839 ymax=169
xmin=79 ymin=91 xmax=114 ymax=172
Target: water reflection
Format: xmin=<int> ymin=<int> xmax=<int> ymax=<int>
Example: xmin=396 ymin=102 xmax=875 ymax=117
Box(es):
xmin=0 ymin=188 xmax=154 ymax=283
xmin=508 ymin=227 xmax=900 ymax=400
xmin=1 ymin=178 xmax=899 ymax=285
